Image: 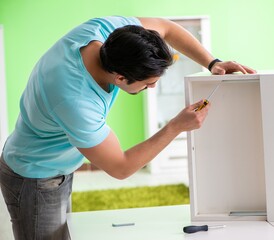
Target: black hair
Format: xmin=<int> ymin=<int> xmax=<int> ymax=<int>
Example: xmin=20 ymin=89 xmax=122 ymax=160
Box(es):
xmin=100 ymin=25 xmax=173 ymax=84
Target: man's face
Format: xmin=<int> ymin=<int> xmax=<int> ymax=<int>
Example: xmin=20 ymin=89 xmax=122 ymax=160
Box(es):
xmin=119 ymin=76 xmax=160 ymax=95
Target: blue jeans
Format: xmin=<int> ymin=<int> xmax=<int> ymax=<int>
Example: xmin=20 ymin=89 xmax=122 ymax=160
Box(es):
xmin=0 ymin=154 xmax=73 ymax=240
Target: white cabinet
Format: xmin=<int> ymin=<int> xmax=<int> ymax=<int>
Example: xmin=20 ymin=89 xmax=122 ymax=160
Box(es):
xmin=0 ymin=25 xmax=8 ymax=150
xmin=185 ymin=71 xmax=274 ymax=224
xmin=144 ymin=16 xmax=211 ymax=175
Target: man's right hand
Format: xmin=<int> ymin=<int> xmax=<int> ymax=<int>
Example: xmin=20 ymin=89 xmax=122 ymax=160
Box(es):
xmin=169 ymin=100 xmax=210 ymax=133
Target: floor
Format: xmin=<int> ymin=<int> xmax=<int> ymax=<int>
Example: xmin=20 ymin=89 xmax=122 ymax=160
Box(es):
xmin=0 ymin=168 xmax=187 ymax=239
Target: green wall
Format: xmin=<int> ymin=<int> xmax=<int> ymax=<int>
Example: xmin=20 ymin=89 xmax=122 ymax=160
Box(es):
xmin=1 ymin=0 xmax=274 ymax=150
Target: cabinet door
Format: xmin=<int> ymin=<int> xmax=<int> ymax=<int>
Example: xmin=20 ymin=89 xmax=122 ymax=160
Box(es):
xmin=144 ymin=17 xmax=210 ymax=175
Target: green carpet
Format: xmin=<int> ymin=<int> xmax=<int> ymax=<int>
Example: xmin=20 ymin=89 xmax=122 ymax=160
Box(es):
xmin=72 ymin=184 xmax=189 ymax=212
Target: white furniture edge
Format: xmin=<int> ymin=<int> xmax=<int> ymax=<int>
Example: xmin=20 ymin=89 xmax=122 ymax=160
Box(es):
xmin=260 ymin=74 xmax=274 ymax=223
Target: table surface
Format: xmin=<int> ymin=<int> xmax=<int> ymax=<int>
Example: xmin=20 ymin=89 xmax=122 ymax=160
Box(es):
xmin=67 ymin=205 xmax=274 ymax=240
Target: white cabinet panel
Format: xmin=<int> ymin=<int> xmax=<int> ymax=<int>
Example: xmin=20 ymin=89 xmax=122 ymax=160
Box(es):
xmin=185 ymin=71 xmax=274 ymax=223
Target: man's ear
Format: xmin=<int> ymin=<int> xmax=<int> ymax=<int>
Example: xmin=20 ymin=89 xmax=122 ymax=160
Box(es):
xmin=114 ymin=74 xmax=127 ymax=85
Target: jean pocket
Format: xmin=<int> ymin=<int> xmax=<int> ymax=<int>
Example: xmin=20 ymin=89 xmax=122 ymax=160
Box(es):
xmin=37 ymin=175 xmax=65 ymax=192
xmin=37 ymin=174 xmax=72 ymax=208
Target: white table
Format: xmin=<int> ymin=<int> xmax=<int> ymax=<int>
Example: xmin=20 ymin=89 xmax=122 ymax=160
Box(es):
xmin=67 ymin=205 xmax=274 ymax=240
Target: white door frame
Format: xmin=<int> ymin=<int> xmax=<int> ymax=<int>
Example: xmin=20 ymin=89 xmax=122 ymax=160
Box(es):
xmin=0 ymin=25 xmax=8 ymax=150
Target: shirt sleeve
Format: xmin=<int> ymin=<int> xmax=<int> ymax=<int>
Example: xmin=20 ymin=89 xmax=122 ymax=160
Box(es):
xmin=51 ymin=97 xmax=110 ymax=148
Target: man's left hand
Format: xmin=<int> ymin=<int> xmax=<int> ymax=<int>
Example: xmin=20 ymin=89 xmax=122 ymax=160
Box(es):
xmin=211 ymin=61 xmax=257 ymax=75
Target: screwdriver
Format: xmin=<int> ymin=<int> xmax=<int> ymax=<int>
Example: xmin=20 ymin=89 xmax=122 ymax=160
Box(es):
xmin=195 ymin=81 xmax=222 ymax=111
xmin=183 ymin=224 xmax=226 ymax=234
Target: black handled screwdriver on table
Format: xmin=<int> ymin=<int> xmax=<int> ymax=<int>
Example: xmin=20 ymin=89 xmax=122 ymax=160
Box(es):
xmin=183 ymin=224 xmax=226 ymax=234
xmin=195 ymin=81 xmax=222 ymax=111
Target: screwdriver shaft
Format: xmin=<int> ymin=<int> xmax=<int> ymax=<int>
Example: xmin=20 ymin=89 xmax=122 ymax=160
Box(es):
xmin=207 ymin=81 xmax=222 ymax=101
xmin=195 ymin=81 xmax=222 ymax=112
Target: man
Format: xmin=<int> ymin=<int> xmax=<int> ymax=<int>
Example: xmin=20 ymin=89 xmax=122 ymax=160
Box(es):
xmin=0 ymin=16 xmax=255 ymax=240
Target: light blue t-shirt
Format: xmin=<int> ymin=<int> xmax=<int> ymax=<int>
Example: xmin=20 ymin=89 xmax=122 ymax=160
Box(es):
xmin=3 ymin=16 xmax=141 ymax=178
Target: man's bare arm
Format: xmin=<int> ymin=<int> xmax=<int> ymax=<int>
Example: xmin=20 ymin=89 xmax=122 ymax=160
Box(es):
xmin=138 ymin=17 xmax=256 ymax=74
xmin=78 ymin=101 xmax=208 ymax=179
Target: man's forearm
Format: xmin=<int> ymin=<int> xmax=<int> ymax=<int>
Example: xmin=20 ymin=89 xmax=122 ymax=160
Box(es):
xmin=123 ymin=120 xmax=180 ymax=177
xmin=163 ymin=20 xmax=214 ymax=68
xmin=139 ymin=17 xmax=214 ymax=68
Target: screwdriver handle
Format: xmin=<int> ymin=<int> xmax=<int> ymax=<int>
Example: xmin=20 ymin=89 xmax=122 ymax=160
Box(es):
xmin=195 ymin=99 xmax=209 ymax=112
xmin=183 ymin=225 xmax=208 ymax=234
